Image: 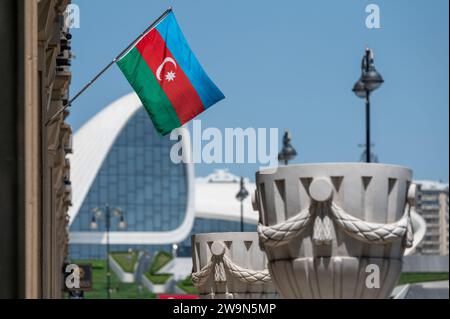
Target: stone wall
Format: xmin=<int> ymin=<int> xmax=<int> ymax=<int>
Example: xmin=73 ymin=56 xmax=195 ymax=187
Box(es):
xmin=0 ymin=0 xmax=72 ymax=299
xmin=38 ymin=0 xmax=73 ymax=298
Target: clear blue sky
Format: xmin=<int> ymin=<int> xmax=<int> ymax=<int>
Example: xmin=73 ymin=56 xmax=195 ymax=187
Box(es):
xmin=69 ymin=0 xmax=449 ymax=182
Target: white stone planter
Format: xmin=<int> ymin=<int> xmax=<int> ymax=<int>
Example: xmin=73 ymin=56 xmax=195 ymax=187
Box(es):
xmin=108 ymin=255 xmax=135 ymax=283
xmin=253 ymin=163 xmax=416 ymax=299
xmin=191 ymin=232 xmax=278 ymax=299
xmin=141 ymin=274 xmax=174 ymax=294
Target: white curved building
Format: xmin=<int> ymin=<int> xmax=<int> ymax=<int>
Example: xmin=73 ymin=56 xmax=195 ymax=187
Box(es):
xmin=68 ymin=93 xmax=256 ymax=259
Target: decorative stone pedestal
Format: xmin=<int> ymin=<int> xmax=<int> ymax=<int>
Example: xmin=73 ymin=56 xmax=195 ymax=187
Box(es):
xmin=253 ymin=163 xmax=416 ymax=299
xmin=191 ymin=232 xmax=278 ymax=299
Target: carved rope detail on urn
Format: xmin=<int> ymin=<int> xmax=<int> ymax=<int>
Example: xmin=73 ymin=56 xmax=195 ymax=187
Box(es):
xmin=191 ymin=242 xmax=271 ymax=289
xmin=256 ymin=178 xmax=414 ymax=248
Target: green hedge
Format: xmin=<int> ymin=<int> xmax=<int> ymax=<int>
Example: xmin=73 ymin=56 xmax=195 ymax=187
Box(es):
xmin=110 ymin=251 xmax=139 ymax=273
xmin=149 ymin=251 xmax=173 ymax=273
xmin=398 ymin=272 xmax=449 ymax=285
xmin=143 ymin=251 xmax=174 ymax=285
xmin=70 ymin=259 xmax=156 ymax=299
xmin=145 ymin=273 xmax=172 ymax=285
xmin=176 ymin=276 xmax=198 ymax=295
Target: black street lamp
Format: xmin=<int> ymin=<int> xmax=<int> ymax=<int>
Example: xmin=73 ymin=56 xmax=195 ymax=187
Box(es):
xmin=235 ymin=177 xmax=249 ymax=232
xmin=352 ymin=47 xmax=384 ymax=163
xmin=90 ymin=205 xmax=126 ymax=299
xmin=278 ymin=130 xmax=297 ymax=165
xmin=358 ymin=143 xmax=379 ymax=163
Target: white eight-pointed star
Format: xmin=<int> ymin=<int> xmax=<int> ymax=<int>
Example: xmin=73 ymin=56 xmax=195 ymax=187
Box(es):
xmin=165 ymin=71 xmax=176 ymax=82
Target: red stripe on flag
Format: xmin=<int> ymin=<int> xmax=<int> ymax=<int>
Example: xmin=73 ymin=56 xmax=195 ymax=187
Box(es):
xmin=136 ymin=29 xmax=205 ymax=124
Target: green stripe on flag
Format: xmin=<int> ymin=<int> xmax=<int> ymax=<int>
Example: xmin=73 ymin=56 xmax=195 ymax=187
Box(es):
xmin=117 ymin=47 xmax=181 ymax=135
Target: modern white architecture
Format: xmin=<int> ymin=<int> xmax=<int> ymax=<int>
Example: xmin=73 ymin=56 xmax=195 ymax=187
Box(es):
xmin=68 ymin=93 xmax=257 ymax=259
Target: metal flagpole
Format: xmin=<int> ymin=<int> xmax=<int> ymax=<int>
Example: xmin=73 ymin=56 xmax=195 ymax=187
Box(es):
xmin=45 ymin=6 xmax=173 ymax=126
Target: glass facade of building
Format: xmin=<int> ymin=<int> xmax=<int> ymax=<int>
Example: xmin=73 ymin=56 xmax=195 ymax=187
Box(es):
xmin=70 ymin=108 xmax=187 ymax=258
xmin=69 ymin=108 xmax=256 ymax=260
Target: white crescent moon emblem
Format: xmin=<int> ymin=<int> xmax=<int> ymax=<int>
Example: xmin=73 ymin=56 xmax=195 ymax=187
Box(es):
xmin=156 ymin=57 xmax=177 ymax=81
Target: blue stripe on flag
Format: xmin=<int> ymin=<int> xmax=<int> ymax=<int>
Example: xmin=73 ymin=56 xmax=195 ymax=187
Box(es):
xmin=156 ymin=12 xmax=224 ymax=109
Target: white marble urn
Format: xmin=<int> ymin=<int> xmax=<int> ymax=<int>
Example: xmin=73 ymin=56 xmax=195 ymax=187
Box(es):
xmin=253 ymin=163 xmax=416 ymax=299
xmin=191 ymin=232 xmax=278 ymax=299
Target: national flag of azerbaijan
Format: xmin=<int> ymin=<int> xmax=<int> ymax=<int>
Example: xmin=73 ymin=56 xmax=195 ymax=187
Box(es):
xmin=117 ymin=11 xmax=225 ymax=136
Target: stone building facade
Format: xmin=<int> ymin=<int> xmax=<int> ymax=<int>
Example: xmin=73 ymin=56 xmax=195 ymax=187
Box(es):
xmin=415 ymin=181 xmax=449 ymax=256
xmin=0 ymin=0 xmax=73 ymax=298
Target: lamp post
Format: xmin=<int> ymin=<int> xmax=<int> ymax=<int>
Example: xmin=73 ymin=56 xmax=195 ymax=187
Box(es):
xmin=235 ymin=177 xmax=249 ymax=232
xmin=172 ymin=244 xmax=178 ymax=258
xmin=278 ymin=130 xmax=297 ymax=165
xmin=352 ymin=47 xmax=384 ymax=163
xmin=90 ymin=205 xmax=126 ymax=299
xmin=358 ymin=143 xmax=379 ymax=163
